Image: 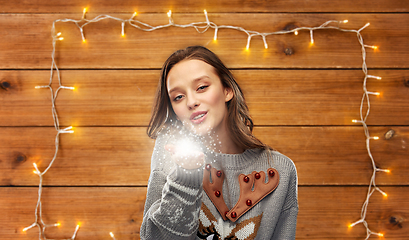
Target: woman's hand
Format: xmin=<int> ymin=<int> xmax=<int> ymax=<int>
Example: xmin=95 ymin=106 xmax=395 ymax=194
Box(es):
xmin=165 ymin=144 xmax=204 ymax=169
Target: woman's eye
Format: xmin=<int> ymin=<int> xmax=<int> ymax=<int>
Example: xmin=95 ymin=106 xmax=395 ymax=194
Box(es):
xmin=173 ymin=95 xmax=183 ymax=101
xmin=197 ymin=85 xmax=208 ymax=91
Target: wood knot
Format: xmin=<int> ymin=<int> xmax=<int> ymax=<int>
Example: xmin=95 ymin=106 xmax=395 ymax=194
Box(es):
xmin=11 ymin=153 xmax=27 ymax=169
xmin=384 ymin=129 xmax=395 ymax=140
xmin=284 ymin=47 xmax=294 ymax=55
xmin=1 ymin=81 xmax=10 ymax=90
xmin=388 ymin=216 xmax=403 ymax=229
xmin=16 ymin=155 xmax=26 ymax=162
xmin=283 ymin=23 xmax=299 ymax=31
xmin=404 ymin=78 xmax=409 ymax=87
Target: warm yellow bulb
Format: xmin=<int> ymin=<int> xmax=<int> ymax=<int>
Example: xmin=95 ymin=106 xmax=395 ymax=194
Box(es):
xmin=122 ymin=33 xmax=125 ymax=37
xmin=378 ymin=233 xmax=384 ymax=237
xmin=294 ymin=30 xmax=298 ymax=35
xmin=382 ymin=192 xmax=388 ymax=197
xmin=310 ymin=39 xmax=314 ymax=44
xmin=58 ymin=37 xmax=64 ymax=41
xmin=77 ymin=222 xmax=81 ymax=227
xmin=204 ymin=9 xmax=207 ymax=14
xmin=83 ymin=8 xmax=87 ymax=14
xmin=385 ymin=169 xmax=391 ymax=173
xmin=343 ymin=20 xmax=348 ymax=23
xmin=348 ymin=223 xmax=353 ymax=228
xmin=82 ymin=39 xmax=87 ymax=43
xmin=167 ymin=10 xmax=172 ymax=18
xmin=373 ymin=136 xmax=379 ymax=140
xmin=35 ymin=86 xmax=40 ymax=89
xmin=110 ymin=232 xmax=114 ymax=237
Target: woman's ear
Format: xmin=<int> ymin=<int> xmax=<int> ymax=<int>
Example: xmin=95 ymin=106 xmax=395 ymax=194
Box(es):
xmin=224 ymin=87 xmax=234 ymax=102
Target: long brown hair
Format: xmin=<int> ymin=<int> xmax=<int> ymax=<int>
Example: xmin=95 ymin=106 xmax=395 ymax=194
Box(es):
xmin=147 ymin=46 xmax=270 ymax=151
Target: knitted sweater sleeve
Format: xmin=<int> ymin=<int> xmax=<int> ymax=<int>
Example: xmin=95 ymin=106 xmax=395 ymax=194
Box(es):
xmin=271 ymin=156 xmax=299 ymax=240
xmin=140 ymin=134 xmax=204 ymax=240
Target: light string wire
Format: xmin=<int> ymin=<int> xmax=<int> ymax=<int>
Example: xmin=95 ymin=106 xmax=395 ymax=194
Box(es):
xmin=25 ymin=8 xmax=386 ymax=239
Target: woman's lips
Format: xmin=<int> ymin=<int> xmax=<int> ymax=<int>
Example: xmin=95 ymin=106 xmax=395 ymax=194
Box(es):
xmin=190 ymin=111 xmax=207 ymax=124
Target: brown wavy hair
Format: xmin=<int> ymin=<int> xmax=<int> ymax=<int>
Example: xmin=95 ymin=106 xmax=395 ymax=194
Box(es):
xmin=147 ymin=46 xmax=270 ymax=151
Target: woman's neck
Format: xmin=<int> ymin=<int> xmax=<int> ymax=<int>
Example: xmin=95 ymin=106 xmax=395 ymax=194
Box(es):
xmin=206 ymin=128 xmax=244 ymax=155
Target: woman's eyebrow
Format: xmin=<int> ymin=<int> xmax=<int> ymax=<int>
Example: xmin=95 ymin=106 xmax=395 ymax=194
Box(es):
xmin=168 ymin=75 xmax=210 ymax=94
xmin=193 ymin=75 xmax=210 ymax=82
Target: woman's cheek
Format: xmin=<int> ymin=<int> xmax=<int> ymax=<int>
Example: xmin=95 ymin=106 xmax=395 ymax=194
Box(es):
xmin=173 ymin=106 xmax=187 ymax=121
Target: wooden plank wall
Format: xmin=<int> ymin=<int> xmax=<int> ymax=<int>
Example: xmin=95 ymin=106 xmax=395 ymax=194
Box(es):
xmin=1 ymin=0 xmax=408 ymax=239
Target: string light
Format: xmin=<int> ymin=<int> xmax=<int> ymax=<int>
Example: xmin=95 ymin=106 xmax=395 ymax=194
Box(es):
xmin=367 ymin=75 xmax=382 ymax=80
xmin=347 ymin=18 xmax=390 ymax=239
xmin=110 ymin=232 xmax=116 ymax=240
xmin=82 ymin=8 xmax=87 ymax=19
xmin=376 ymin=168 xmax=390 ymax=173
xmin=310 ymin=30 xmax=314 ymax=44
xmin=121 ymin=22 xmax=125 ymax=37
xmin=364 ymin=44 xmax=378 ymax=50
xmin=367 ymin=91 xmax=380 ymax=96
xmin=28 ymin=8 xmax=386 ymax=240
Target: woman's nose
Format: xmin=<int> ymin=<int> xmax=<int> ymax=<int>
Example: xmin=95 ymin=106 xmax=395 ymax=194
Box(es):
xmin=186 ymin=95 xmax=200 ymax=109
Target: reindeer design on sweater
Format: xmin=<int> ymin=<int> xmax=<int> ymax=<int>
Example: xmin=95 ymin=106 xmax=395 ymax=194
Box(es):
xmin=197 ymin=165 xmax=279 ymax=240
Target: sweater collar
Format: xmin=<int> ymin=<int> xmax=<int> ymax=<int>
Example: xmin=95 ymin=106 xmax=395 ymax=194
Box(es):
xmin=205 ymin=148 xmax=265 ymax=170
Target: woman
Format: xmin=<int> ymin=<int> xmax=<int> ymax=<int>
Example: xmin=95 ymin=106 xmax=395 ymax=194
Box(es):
xmin=141 ymin=46 xmax=298 ymax=240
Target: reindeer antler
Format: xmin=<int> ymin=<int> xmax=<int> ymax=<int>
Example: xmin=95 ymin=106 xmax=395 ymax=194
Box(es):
xmin=203 ymin=164 xmax=280 ymax=222
xmin=228 ymin=168 xmax=279 ymax=222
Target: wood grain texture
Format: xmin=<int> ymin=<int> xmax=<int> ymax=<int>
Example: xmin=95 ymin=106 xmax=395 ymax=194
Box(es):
xmin=1 ymin=2 xmax=408 ymax=239
xmin=1 ymin=70 xmax=408 ymax=126
xmin=1 ymin=14 xmax=408 ymax=69
xmin=1 ymin=126 xmax=407 ymax=186
xmin=1 ymin=186 xmax=407 ymax=239
xmin=0 ymin=0 xmax=407 ymax=13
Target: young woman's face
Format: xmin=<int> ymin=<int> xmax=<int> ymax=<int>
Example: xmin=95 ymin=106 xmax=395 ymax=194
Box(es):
xmin=167 ymin=59 xmax=233 ymax=137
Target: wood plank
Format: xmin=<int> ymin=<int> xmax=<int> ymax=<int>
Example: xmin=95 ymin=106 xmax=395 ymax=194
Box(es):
xmin=1 ymin=70 xmax=408 ymax=127
xmin=0 ymin=0 xmax=407 ymax=13
xmin=1 ymin=186 xmax=407 ymax=239
xmin=1 ymin=13 xmax=408 ymax=69
xmin=1 ymin=126 xmax=408 ymax=186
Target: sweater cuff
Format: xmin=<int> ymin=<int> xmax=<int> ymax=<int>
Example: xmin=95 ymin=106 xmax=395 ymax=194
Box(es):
xmin=168 ymin=164 xmax=204 ymax=189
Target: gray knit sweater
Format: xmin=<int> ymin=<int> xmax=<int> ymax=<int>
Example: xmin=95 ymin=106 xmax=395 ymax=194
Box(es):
xmin=140 ymin=132 xmax=298 ymax=240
